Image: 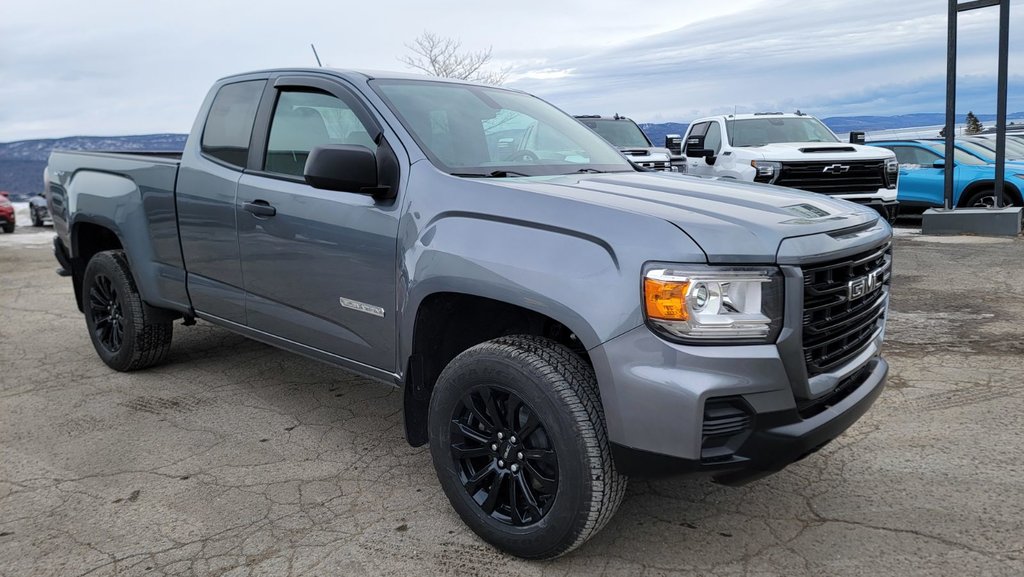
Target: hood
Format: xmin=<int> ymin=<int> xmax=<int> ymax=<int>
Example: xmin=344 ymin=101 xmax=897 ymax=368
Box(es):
xmin=745 ymin=142 xmax=894 ymax=162
xmin=498 ymin=172 xmax=882 ymax=263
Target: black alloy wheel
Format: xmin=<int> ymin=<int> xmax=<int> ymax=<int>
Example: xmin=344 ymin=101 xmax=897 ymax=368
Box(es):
xmin=428 ymin=335 xmax=627 ymax=559
xmin=82 ymin=250 xmax=173 ymax=371
xmin=88 ymin=273 xmax=125 ymax=353
xmin=450 ymin=385 xmax=558 ymax=526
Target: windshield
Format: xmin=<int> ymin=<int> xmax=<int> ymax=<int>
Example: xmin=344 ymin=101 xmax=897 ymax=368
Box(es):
xmin=923 ymin=142 xmax=987 ymax=165
xmin=954 ymin=140 xmax=996 ymax=160
xmin=371 ymin=80 xmax=633 ymax=176
xmin=576 ymin=118 xmax=652 ymax=148
xmin=730 ymin=117 xmax=839 ymax=147
xmin=962 ymin=138 xmax=1024 ymax=160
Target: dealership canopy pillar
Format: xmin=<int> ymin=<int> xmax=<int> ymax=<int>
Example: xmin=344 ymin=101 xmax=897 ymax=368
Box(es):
xmin=922 ymin=0 xmax=1021 ymax=236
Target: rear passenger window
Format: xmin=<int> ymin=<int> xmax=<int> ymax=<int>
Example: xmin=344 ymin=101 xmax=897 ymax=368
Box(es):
xmin=201 ymin=80 xmax=265 ymax=168
xmin=264 ymin=90 xmax=376 ymax=177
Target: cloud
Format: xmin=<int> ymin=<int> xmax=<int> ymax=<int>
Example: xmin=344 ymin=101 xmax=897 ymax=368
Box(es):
xmin=510 ymin=0 xmax=1024 ymax=121
xmin=0 ymin=0 xmax=1020 ymax=141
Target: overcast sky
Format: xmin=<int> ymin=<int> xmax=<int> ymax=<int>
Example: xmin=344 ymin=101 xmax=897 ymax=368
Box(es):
xmin=1 ymin=0 xmax=1021 ymax=141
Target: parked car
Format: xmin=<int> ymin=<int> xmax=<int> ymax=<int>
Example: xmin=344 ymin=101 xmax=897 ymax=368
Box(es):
xmin=47 ymin=68 xmax=891 ymax=559
xmin=956 ymin=135 xmax=1024 ymax=161
xmin=869 ymin=139 xmax=1024 ymax=210
xmin=681 ymin=112 xmax=900 ymax=222
xmin=0 ymin=192 xmax=15 ymax=233
xmin=29 ymin=191 xmax=51 ymax=227
xmin=574 ymin=114 xmax=674 ymax=171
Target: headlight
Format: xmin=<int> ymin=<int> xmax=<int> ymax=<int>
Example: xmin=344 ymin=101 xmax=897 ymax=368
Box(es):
xmin=885 ymin=158 xmax=899 ymax=173
xmin=751 ymin=160 xmax=782 ymax=184
xmin=1015 ymin=174 xmax=1024 ymax=180
xmin=643 ymin=265 xmax=784 ymax=344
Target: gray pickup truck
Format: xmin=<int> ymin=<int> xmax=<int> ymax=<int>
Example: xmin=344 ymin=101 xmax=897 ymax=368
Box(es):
xmin=46 ymin=68 xmax=891 ymax=559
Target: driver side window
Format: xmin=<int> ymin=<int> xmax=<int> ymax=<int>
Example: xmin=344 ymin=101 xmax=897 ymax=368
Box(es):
xmin=265 ymin=90 xmax=375 ymax=177
xmin=705 ymin=122 xmax=723 ymax=154
xmin=889 ymin=146 xmax=939 ymax=167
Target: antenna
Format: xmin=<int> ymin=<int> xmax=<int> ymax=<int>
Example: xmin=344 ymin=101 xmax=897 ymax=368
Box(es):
xmin=310 ymin=44 xmax=323 ymax=67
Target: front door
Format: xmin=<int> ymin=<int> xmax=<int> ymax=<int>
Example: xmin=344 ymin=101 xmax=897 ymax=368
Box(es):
xmin=888 ymin=145 xmax=947 ymax=207
xmin=236 ymin=81 xmax=400 ymax=371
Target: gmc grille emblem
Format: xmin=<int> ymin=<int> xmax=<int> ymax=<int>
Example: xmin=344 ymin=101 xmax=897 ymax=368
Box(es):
xmin=823 ymin=164 xmax=851 ymax=174
xmin=848 ymin=268 xmax=885 ymax=300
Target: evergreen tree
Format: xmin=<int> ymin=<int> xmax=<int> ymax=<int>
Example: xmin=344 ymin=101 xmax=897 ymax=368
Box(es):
xmin=965 ymin=111 xmax=984 ymax=135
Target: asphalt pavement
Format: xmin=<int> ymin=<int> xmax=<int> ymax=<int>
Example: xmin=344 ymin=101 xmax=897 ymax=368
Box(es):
xmin=1 ymin=224 xmax=1022 ymax=577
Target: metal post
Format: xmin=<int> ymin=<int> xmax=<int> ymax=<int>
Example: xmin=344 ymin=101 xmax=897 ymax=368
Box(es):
xmin=993 ymin=0 xmax=1010 ymax=208
xmin=944 ymin=0 xmax=958 ymax=210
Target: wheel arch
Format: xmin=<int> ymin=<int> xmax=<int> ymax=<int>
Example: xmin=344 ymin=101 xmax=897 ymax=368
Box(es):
xmin=69 ymin=219 xmax=125 ymax=311
xmin=956 ymin=179 xmax=1023 ymax=207
xmin=402 ymin=291 xmax=595 ymax=447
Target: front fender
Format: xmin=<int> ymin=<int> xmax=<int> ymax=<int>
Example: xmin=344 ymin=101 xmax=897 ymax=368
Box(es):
xmin=395 ymin=164 xmax=710 ymax=442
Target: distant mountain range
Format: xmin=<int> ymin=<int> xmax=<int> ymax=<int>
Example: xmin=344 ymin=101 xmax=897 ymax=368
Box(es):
xmin=0 ymin=134 xmax=187 ymax=199
xmin=3 ymin=113 xmax=1023 ymax=198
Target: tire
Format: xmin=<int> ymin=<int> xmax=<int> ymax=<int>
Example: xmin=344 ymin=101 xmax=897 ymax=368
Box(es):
xmin=962 ymin=187 xmax=1019 ymax=208
xmin=428 ymin=335 xmax=627 ymax=559
xmin=1 ymin=222 xmax=13 ymax=234
xmin=82 ymin=250 xmax=173 ymax=371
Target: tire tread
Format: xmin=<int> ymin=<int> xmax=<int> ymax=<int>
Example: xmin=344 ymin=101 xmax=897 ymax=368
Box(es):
xmin=85 ymin=250 xmax=173 ymax=371
xmin=442 ymin=335 xmax=627 ymax=558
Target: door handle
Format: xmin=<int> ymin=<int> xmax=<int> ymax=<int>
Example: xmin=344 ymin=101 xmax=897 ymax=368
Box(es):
xmin=243 ymin=200 xmax=276 ymax=217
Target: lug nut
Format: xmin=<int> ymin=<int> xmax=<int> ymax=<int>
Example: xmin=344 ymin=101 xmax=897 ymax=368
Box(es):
xmin=510 ymin=464 xmax=519 ymax=472
xmin=497 ymin=432 xmax=504 ymax=440
xmin=517 ymin=452 xmax=524 ymax=460
xmin=498 ymin=460 xmax=505 ymax=468
xmin=491 ymin=444 xmax=498 ymax=451
xmin=509 ymin=436 xmax=517 ymax=444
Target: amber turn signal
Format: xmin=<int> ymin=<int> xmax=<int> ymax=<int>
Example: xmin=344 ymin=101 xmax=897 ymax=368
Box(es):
xmin=644 ymin=278 xmax=690 ymax=321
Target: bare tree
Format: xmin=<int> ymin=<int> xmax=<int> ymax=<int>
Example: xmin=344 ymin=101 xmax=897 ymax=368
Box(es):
xmin=399 ymin=31 xmax=511 ymax=85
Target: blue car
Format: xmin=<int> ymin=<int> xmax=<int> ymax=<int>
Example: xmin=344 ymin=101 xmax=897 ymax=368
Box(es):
xmin=870 ymin=140 xmax=1024 ymax=210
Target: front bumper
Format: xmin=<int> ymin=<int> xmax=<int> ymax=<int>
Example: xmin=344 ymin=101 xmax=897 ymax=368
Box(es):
xmin=610 ymin=357 xmax=886 ymax=485
xmin=592 ymin=263 xmax=889 ymax=486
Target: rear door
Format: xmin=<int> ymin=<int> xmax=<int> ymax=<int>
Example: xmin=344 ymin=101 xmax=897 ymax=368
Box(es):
xmin=235 ymin=76 xmax=401 ymax=371
xmin=178 ymin=78 xmax=267 ymax=323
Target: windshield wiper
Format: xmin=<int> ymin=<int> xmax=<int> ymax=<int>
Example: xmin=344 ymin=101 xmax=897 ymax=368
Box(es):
xmin=451 ymin=170 xmax=531 ymax=178
xmin=573 ymin=168 xmax=606 ymax=174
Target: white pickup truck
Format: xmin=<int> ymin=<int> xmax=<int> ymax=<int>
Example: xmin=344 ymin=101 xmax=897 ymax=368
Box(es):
xmin=682 ymin=112 xmax=899 ymax=222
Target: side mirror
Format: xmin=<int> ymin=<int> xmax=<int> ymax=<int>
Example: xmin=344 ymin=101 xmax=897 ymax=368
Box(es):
xmin=684 ymin=135 xmax=716 ymax=164
xmin=849 ymin=131 xmax=866 ymax=145
xmin=932 ymin=159 xmax=946 ymax=169
xmin=665 ymin=134 xmax=682 ymax=155
xmin=304 ymin=145 xmax=393 ymax=200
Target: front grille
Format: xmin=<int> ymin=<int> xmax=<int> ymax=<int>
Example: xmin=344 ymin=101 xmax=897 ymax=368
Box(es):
xmin=776 ymin=160 xmax=887 ymax=195
xmin=802 ymin=242 xmax=891 ymax=377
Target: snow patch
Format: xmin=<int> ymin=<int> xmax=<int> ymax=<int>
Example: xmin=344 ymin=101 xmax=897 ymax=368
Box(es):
xmin=13 ymin=202 xmax=31 ymax=226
